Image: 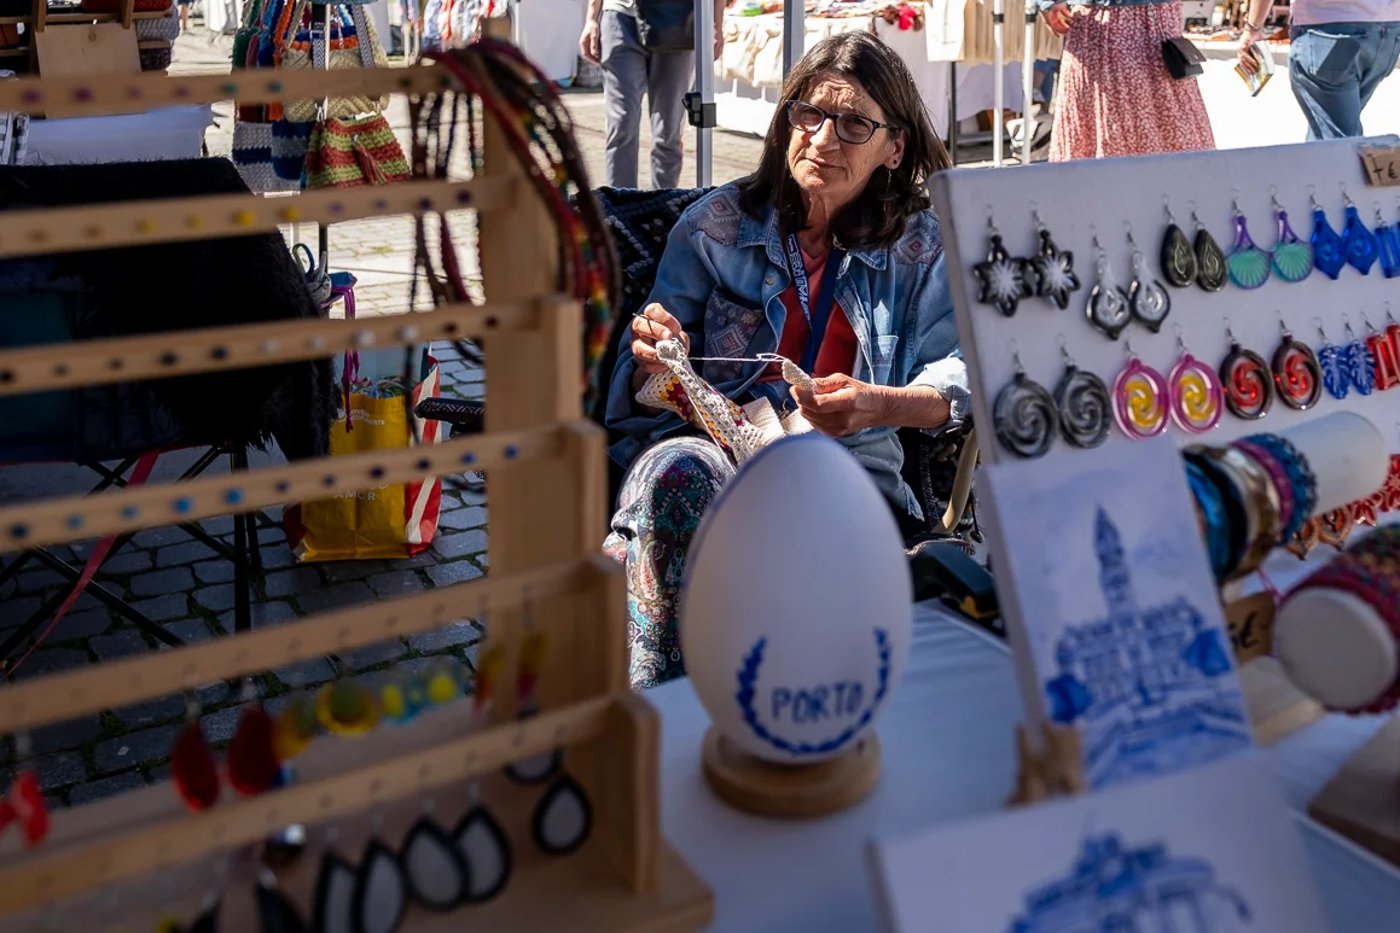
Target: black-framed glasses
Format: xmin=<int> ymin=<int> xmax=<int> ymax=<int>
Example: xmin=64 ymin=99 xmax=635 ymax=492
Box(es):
xmin=784 ymin=99 xmax=897 ymax=145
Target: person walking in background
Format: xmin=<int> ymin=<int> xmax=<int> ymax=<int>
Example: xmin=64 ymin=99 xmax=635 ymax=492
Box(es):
xmin=1240 ymin=0 xmax=1400 ymax=139
xmin=579 ymin=0 xmax=726 ymax=189
xmin=1038 ymin=0 xmax=1215 ymax=160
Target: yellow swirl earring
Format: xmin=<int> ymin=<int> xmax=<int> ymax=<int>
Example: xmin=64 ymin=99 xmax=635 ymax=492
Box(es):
xmin=1111 ymin=342 xmax=1169 ymax=440
xmin=1168 ymin=327 xmax=1223 ymax=434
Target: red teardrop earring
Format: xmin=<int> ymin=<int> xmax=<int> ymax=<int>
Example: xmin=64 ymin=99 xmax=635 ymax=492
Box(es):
xmin=227 ymin=682 xmax=282 ymax=798
xmin=171 ymin=697 xmax=221 ymax=812
xmin=2 ymin=733 xmax=49 ymax=849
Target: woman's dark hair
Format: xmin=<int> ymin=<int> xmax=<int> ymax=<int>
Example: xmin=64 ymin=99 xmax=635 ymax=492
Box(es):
xmin=736 ymin=31 xmax=950 ymax=250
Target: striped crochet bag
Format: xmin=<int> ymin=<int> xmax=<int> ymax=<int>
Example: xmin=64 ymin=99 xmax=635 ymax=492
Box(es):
xmin=304 ymin=114 xmax=410 ymax=188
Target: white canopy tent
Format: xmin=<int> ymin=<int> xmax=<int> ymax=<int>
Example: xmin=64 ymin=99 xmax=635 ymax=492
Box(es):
xmin=689 ymin=0 xmax=1040 ymax=182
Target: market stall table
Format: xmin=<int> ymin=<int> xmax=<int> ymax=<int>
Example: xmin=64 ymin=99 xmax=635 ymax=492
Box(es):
xmin=652 ymin=601 xmax=1400 ymax=931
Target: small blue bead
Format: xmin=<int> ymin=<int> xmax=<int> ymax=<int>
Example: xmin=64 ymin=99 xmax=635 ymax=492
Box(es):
xmin=174 ymin=497 xmax=193 ymax=514
xmin=225 ymin=489 xmax=244 ymax=506
xmin=121 ymin=505 xmax=139 ymax=519
xmin=67 ymin=515 xmax=84 ymax=530
xmin=462 ymin=452 xmax=476 ymax=465
xmin=504 ymin=445 xmax=518 ymax=460
xmin=9 ymin=524 xmax=27 ymax=540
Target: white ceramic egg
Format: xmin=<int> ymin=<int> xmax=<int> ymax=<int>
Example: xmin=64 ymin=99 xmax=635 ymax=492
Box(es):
xmin=679 ymin=433 xmax=913 ymax=764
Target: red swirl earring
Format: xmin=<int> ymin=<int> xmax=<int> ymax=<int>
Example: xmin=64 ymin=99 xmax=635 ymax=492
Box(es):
xmin=1219 ymin=324 xmax=1273 ymax=420
xmin=1271 ymin=320 xmax=1323 ymax=411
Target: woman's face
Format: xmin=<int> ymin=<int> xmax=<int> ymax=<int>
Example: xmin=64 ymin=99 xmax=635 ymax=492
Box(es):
xmin=785 ymin=73 xmax=905 ymax=213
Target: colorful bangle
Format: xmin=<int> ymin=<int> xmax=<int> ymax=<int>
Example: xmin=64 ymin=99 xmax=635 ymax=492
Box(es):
xmin=1240 ymin=432 xmax=1317 ymax=540
xmin=1232 ymin=439 xmax=1295 ymax=544
xmin=1186 ymin=459 xmax=1232 ymax=579
xmin=1214 ymin=446 xmax=1282 ymax=577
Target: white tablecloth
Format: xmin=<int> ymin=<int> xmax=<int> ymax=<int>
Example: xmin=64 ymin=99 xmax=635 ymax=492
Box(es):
xmin=20 ymin=106 xmax=213 ymax=166
xmin=650 ymin=604 xmax=1400 ymax=932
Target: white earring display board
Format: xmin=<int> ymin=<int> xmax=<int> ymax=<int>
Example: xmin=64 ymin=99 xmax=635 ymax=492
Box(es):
xmin=929 ymin=136 xmax=1400 ymax=470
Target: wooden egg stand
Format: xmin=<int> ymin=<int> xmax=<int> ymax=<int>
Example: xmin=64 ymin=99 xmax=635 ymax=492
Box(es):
xmin=0 ymin=58 xmax=711 ymax=931
xmin=701 ymin=728 xmax=882 ymax=819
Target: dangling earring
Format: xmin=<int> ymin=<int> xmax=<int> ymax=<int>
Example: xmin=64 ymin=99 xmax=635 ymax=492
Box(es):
xmin=1125 ymin=227 xmax=1169 ymax=332
xmin=1271 ymin=319 xmax=1323 ymax=410
xmin=1191 ymin=205 xmax=1227 ymax=292
xmin=1218 ymin=323 xmax=1273 ymax=420
xmin=0 ymin=732 xmax=49 ymax=849
xmin=1370 ymin=311 xmax=1400 ymax=391
xmin=1160 ymin=199 xmax=1197 ymax=287
xmin=1341 ymin=188 xmax=1380 ymax=274
xmin=1085 ymin=233 xmax=1130 ymax=340
xmin=1270 ymin=190 xmax=1313 ymax=283
xmin=1111 ymin=343 xmax=1169 ymax=440
xmin=1310 ymin=190 xmax=1346 ymax=279
xmin=1316 ymin=321 xmax=1348 ymax=400
xmin=1226 ymin=200 xmax=1271 ymax=289
xmin=1341 ymin=315 xmax=1377 ymax=396
xmin=1167 ymin=328 xmax=1223 ymax=434
xmin=1028 ymin=209 xmax=1080 ymax=310
xmin=1373 ymin=206 xmax=1400 ymax=278
xmin=504 ymin=596 xmax=562 ymax=785
xmin=1052 ymin=341 xmax=1111 ymax=449
xmin=171 ymin=695 xmax=221 ymax=812
xmin=971 ymin=215 xmax=1031 ymax=317
xmin=227 ymin=680 xmax=281 ymax=798
xmin=992 ymin=353 xmax=1058 ymax=458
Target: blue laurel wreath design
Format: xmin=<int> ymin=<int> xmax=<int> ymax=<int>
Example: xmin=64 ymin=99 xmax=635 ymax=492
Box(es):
xmin=734 ymin=629 xmax=891 ymax=757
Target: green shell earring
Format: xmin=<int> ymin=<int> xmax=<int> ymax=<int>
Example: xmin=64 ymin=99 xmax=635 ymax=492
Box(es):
xmin=1226 ymin=201 xmax=1271 ymax=290
xmin=1270 ymin=191 xmax=1313 ymax=283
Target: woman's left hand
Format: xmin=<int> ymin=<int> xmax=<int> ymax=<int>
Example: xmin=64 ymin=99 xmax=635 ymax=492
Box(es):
xmin=791 ymin=374 xmax=893 ymax=437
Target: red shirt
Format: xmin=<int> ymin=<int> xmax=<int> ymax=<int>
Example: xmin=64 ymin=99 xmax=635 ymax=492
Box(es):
xmin=762 ymin=248 xmax=858 ymax=382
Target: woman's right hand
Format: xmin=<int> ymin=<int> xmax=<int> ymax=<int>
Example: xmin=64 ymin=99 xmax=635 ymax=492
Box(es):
xmin=631 ymin=303 xmax=690 ymax=375
xmin=1042 ymin=3 xmax=1072 ymax=36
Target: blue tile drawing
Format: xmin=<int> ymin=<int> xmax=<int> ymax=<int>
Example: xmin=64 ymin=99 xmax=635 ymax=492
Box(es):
xmin=1008 ymin=832 xmax=1252 ymax=932
xmin=1041 ymin=508 xmax=1251 ymax=788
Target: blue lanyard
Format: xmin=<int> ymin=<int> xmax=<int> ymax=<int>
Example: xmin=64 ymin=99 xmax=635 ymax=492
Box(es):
xmin=783 ymin=233 xmax=844 ymax=374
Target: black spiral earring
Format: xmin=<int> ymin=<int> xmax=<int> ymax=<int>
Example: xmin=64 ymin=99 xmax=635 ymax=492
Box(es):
xmin=1053 ymin=340 xmax=1112 ymax=449
xmin=993 ymin=352 xmax=1059 ymax=459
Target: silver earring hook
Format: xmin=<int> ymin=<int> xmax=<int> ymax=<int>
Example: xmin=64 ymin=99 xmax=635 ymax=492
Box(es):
xmin=1163 ymin=196 xmax=1175 ymax=224
xmin=1308 ymin=185 xmax=1321 ymax=211
xmin=1224 ymin=318 xmax=1237 ymax=344
xmin=1188 ymin=201 xmax=1202 ymax=228
xmin=1271 ymin=190 xmax=1284 ymax=213
xmin=1173 ymin=322 xmax=1187 ymax=353
xmin=1341 ymin=182 xmax=1355 ymax=208
xmin=1058 ymin=334 xmax=1073 ymax=367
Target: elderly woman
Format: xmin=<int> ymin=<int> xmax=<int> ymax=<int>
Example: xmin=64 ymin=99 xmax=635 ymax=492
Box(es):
xmin=603 ymin=32 xmax=968 ymax=689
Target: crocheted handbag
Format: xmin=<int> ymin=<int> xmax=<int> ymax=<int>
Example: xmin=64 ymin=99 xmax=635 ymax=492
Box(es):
xmin=140 ymin=46 xmax=173 ymax=72
xmin=136 ymin=10 xmax=180 ymax=42
xmin=233 ymin=121 xmax=303 ymax=193
xmin=270 ymin=118 xmax=314 ymax=182
xmin=280 ymin=1 xmax=388 ymax=122
xmin=303 ymin=114 xmax=410 ymax=189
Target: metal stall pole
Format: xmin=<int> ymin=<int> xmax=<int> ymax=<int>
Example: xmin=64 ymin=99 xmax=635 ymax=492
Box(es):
xmin=687 ymin=0 xmax=717 ymax=187
xmin=992 ymin=0 xmax=1004 ymax=165
xmin=948 ymin=62 xmax=958 ymax=167
xmin=318 ymin=1 xmax=332 ymax=257
xmin=1021 ymin=0 xmax=1035 ymax=164
xmin=782 ymin=0 xmax=803 ymax=77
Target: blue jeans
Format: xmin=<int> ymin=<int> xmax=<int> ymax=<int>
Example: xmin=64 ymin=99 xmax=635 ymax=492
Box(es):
xmin=1290 ymin=22 xmax=1400 ymax=139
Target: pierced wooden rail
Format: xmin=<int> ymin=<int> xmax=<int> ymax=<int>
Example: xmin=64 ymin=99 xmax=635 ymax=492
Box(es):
xmin=0 ymin=696 xmax=613 ymax=914
xmin=0 ymin=64 xmax=451 ymax=118
xmin=0 ymin=297 xmax=566 ymax=397
xmin=0 ymin=557 xmax=608 ymax=732
xmin=0 ymin=178 xmax=506 ymax=260
xmin=0 ymin=423 xmax=583 ymax=551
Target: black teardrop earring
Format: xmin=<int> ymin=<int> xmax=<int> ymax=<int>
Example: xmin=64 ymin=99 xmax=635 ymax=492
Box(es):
xmin=1191 ymin=206 xmax=1227 ymax=292
xmin=401 ymin=798 xmax=470 ymax=912
xmin=1161 ymin=200 xmax=1196 ymax=287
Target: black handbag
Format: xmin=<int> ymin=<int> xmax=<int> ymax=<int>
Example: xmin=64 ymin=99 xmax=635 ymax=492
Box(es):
xmin=635 ymin=0 xmax=695 ymax=53
xmin=1161 ymin=36 xmax=1205 ymax=79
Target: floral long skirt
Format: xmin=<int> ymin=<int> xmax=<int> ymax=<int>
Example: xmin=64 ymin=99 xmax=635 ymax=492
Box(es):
xmin=1049 ymin=1 xmax=1215 ymax=161
xmin=602 ymin=437 xmax=734 ymax=689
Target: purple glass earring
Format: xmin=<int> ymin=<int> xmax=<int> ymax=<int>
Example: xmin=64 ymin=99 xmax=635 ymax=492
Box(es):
xmin=1168 ymin=332 xmax=1223 ymax=434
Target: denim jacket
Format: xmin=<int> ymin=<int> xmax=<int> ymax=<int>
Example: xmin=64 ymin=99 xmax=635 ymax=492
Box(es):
xmin=604 ymin=184 xmax=969 ymax=519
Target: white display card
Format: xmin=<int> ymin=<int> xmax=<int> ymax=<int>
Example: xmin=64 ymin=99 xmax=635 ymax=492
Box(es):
xmin=980 ymin=436 xmax=1252 ymax=789
xmin=929 ymin=136 xmax=1400 ymax=470
xmin=867 ymin=752 xmax=1332 ymax=933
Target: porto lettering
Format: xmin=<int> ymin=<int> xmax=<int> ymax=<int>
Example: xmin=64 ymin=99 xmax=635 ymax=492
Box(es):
xmin=770 ymin=681 xmax=863 ymax=723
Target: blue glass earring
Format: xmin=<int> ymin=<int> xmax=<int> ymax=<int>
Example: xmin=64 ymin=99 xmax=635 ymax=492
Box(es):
xmin=1342 ymin=317 xmax=1377 ymax=396
xmin=1270 ymin=193 xmax=1313 ymax=283
xmin=1317 ymin=323 xmax=1348 ymax=400
xmin=1226 ymin=202 xmax=1271 ymax=289
xmin=1341 ymin=193 xmax=1380 ymax=274
xmin=1310 ymin=194 xmax=1346 ymax=280
xmin=1375 ymin=207 xmax=1400 ymax=279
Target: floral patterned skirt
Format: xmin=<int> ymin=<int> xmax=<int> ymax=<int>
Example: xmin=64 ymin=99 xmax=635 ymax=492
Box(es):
xmin=603 ymin=437 xmax=734 ymax=689
xmin=1049 ymin=1 xmax=1215 ymax=162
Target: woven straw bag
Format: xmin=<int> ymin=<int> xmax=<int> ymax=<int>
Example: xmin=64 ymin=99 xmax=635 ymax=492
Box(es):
xmin=281 ymin=2 xmax=388 ymax=122
xmin=304 ymin=115 xmax=409 ymax=189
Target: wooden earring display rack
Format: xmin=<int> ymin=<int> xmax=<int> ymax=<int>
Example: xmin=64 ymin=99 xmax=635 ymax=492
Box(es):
xmin=0 ymin=57 xmax=712 ymax=932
